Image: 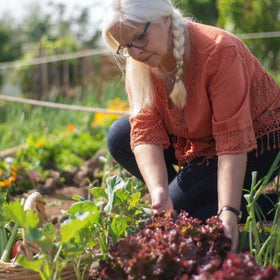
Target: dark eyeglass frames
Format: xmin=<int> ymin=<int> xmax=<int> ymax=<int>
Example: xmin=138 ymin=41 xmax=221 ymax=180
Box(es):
xmin=116 ymin=22 xmax=151 ymax=57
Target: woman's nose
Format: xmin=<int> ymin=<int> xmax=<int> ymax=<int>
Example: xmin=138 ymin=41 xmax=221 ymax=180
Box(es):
xmin=129 ymin=47 xmax=143 ymax=57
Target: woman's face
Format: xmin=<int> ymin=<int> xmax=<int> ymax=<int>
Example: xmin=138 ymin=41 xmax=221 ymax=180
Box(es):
xmin=110 ymin=18 xmax=173 ymax=67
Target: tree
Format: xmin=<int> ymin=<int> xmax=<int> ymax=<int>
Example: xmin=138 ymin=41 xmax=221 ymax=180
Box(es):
xmin=174 ymin=0 xmax=218 ymax=25
xmin=0 ymin=18 xmax=23 ymax=62
xmin=217 ymin=0 xmax=280 ymax=71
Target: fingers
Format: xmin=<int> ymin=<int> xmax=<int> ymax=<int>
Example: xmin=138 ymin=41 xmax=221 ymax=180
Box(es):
xmin=150 ymin=189 xmax=173 ymax=212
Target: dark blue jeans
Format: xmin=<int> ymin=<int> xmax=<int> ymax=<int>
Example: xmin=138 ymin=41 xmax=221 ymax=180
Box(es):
xmin=107 ymin=116 xmax=280 ymax=222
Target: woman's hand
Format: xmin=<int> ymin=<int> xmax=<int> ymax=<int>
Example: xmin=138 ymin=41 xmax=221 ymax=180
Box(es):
xmin=219 ymin=210 xmax=239 ymax=252
xmin=150 ymin=187 xmax=173 ymax=212
xmin=134 ymin=144 xmax=172 ymax=212
xmin=217 ymin=153 xmax=246 ymax=252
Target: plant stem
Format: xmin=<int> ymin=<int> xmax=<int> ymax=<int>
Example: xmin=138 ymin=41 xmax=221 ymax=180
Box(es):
xmin=0 ymin=228 xmax=7 ymax=257
xmin=0 ymin=223 xmax=18 ymax=262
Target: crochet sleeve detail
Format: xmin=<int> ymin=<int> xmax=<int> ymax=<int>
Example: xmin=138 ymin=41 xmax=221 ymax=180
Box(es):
xmin=129 ymin=108 xmax=170 ymax=151
xmin=213 ymin=118 xmax=257 ymax=154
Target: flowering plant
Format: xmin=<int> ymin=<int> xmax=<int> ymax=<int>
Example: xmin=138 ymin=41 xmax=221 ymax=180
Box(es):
xmin=0 ymin=162 xmax=17 ymax=191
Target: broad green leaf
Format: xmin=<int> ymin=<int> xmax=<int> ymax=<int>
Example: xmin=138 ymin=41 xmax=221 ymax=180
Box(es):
xmin=106 ymin=176 xmax=125 ymax=191
xmin=129 ymin=192 xmax=141 ymax=209
xmin=72 ymin=194 xmax=86 ymax=201
xmin=104 ymin=176 xmax=126 ymax=214
xmin=73 ymin=228 xmax=97 ymax=247
xmin=109 ymin=215 xmax=128 ymax=243
xmin=66 ymin=201 xmax=99 ymax=216
xmin=61 ymin=217 xmax=89 ymax=243
xmin=17 ymin=256 xmax=45 ymax=278
xmin=91 ymin=187 xmax=107 ymax=198
xmin=61 ymin=208 xmax=100 ymax=243
xmin=24 ymin=227 xmax=42 ymax=241
xmin=3 ymin=200 xmax=39 ymax=228
xmin=115 ymin=189 xmax=130 ymax=202
xmin=25 ymin=223 xmax=57 ymax=251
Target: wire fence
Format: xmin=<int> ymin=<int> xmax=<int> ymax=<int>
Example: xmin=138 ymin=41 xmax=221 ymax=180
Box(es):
xmin=0 ymin=49 xmax=107 ymax=71
xmin=237 ymin=30 xmax=280 ymax=39
xmin=0 ymin=30 xmax=279 ymax=70
xmin=0 ymin=94 xmax=129 ymax=115
xmin=0 ymin=30 xmax=279 ymax=114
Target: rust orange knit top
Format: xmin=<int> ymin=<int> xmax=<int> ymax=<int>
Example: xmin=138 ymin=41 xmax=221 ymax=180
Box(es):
xmin=128 ymin=22 xmax=280 ymax=167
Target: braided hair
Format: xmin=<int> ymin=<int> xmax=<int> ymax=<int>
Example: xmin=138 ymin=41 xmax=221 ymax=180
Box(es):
xmin=170 ymin=11 xmax=187 ymax=108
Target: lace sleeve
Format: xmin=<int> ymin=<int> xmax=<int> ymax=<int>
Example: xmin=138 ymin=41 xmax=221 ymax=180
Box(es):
xmin=129 ymin=108 xmax=170 ymax=151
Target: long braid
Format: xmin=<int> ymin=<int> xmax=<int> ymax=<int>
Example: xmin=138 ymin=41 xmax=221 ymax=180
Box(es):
xmin=169 ymin=11 xmax=187 ymax=108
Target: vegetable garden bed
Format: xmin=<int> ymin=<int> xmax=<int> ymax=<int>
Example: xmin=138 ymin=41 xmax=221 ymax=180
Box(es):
xmin=1 ymin=143 xmax=280 ymax=279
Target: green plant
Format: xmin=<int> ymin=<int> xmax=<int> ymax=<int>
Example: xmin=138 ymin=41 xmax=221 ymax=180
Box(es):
xmin=0 ymin=79 xmax=125 ymax=152
xmin=238 ymin=151 xmax=280 ymax=268
xmin=0 ymin=195 xmax=24 ymax=262
xmin=2 ymin=175 xmax=150 ymax=280
xmin=65 ymin=175 xmax=151 ymax=261
xmin=12 ymin=128 xmax=105 ymax=187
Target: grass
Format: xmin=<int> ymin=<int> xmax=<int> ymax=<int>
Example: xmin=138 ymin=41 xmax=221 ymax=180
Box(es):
xmin=0 ymin=79 xmax=126 ymax=151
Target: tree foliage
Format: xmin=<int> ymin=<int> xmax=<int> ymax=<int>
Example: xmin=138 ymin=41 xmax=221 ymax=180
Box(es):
xmin=0 ymin=2 xmax=101 ymax=63
xmin=217 ymin=0 xmax=280 ymax=71
xmin=0 ymin=18 xmax=23 ymax=62
xmin=174 ymin=0 xmax=218 ymax=25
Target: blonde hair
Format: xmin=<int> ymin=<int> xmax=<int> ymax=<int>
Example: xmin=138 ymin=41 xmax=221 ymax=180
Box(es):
xmin=102 ymin=0 xmax=187 ymax=115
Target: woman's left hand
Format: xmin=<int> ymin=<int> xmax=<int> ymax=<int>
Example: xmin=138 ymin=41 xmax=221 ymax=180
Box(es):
xmin=219 ymin=210 xmax=239 ymax=252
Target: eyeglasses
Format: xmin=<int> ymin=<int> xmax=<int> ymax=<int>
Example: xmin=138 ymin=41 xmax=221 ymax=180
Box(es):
xmin=116 ymin=22 xmax=151 ymax=57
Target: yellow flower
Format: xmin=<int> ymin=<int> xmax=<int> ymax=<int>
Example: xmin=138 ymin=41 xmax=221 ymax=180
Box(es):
xmin=4 ymin=179 xmax=11 ymax=187
xmin=0 ymin=179 xmax=11 ymax=188
xmin=11 ymin=167 xmax=17 ymax=177
xmin=92 ymin=112 xmax=106 ymax=126
xmin=38 ymin=140 xmax=45 ymax=147
xmin=0 ymin=169 xmax=3 ymax=176
xmin=9 ymin=176 xmax=16 ymax=183
xmin=67 ymin=124 xmax=75 ymax=132
xmin=92 ymin=98 xmax=128 ymax=126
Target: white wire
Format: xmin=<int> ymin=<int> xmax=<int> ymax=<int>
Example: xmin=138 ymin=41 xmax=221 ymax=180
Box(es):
xmin=0 ymin=94 xmax=129 ymax=115
xmin=0 ymin=49 xmax=108 ymax=70
xmin=237 ymin=31 xmax=280 ymax=39
xmin=0 ymin=30 xmax=280 ymax=70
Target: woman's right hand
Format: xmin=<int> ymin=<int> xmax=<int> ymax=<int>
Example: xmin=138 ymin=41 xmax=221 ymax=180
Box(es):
xmin=150 ymin=187 xmax=173 ymax=212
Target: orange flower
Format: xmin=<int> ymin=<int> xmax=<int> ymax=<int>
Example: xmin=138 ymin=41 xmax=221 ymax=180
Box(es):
xmin=0 ymin=179 xmax=11 ymax=188
xmin=67 ymin=124 xmax=75 ymax=132
xmin=9 ymin=176 xmax=16 ymax=183
xmin=38 ymin=140 xmax=44 ymax=147
xmin=11 ymin=167 xmax=17 ymax=177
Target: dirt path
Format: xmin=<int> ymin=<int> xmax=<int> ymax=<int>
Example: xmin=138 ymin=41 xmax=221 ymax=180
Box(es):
xmin=41 ymin=185 xmax=90 ymax=224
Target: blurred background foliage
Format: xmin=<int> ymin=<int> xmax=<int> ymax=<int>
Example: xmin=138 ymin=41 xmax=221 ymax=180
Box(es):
xmin=0 ymin=0 xmax=279 ymax=72
xmin=0 ymin=1 xmax=100 ymax=63
xmin=218 ymin=0 xmax=280 ymax=71
xmin=0 ymin=0 xmax=279 ymax=184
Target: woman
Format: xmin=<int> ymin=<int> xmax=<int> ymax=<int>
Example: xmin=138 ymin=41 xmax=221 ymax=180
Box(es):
xmin=102 ymin=0 xmax=280 ymax=252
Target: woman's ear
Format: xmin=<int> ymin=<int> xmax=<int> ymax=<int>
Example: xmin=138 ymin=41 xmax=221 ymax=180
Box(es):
xmin=163 ymin=16 xmax=171 ymax=29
